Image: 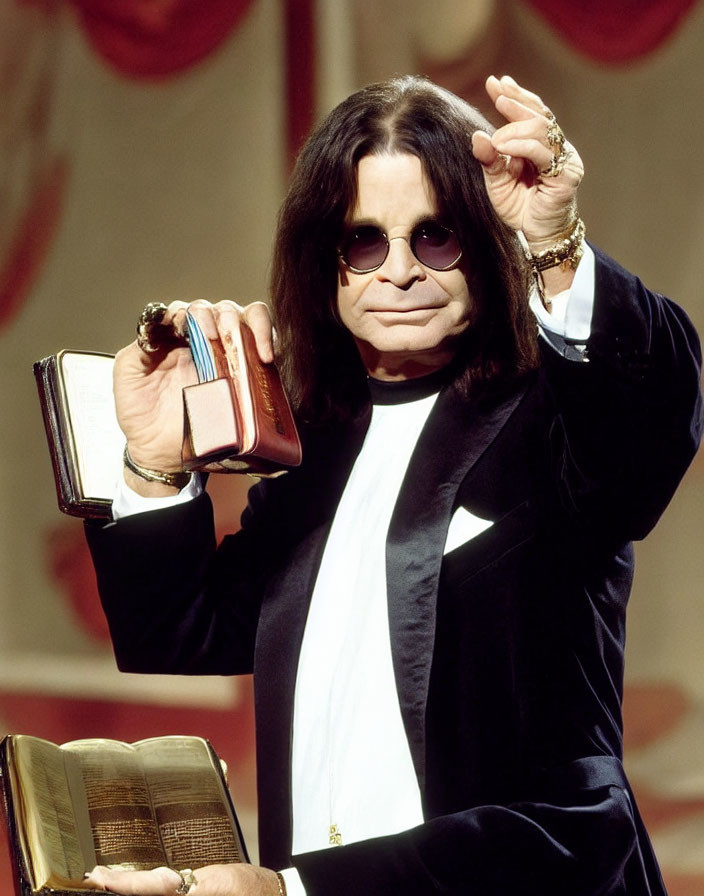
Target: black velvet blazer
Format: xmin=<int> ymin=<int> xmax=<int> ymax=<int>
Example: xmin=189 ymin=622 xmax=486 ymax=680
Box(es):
xmin=87 ymin=248 xmax=703 ymax=895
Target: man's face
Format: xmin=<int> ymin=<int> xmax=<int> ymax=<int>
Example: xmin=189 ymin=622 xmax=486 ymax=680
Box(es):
xmin=336 ymin=152 xmax=474 ymax=381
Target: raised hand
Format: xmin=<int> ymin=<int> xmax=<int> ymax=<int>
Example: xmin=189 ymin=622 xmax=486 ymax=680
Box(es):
xmin=471 ymin=74 xmax=584 ymax=252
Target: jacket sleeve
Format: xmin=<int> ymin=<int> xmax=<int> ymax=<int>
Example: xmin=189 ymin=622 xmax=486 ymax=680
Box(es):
xmin=540 ymin=245 xmax=703 ymax=539
xmin=84 ymin=486 xmax=274 ymax=675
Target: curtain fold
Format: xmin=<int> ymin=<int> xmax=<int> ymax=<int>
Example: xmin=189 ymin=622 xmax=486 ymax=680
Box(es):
xmin=65 ymin=0 xmax=256 ymax=78
xmin=522 ymin=0 xmax=700 ymax=63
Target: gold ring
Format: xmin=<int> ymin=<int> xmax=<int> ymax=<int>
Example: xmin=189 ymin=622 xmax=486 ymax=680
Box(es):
xmin=539 ymin=152 xmax=567 ymax=178
xmin=175 ymin=868 xmax=197 ymax=895
xmin=545 ymin=112 xmax=565 ymax=155
xmin=136 ymin=302 xmax=168 ymax=353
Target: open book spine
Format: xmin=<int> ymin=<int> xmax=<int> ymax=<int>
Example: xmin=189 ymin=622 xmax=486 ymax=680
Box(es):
xmin=1 ymin=747 xmax=103 ymax=896
xmin=1 ymin=745 xmax=31 ymax=896
xmin=1 ymin=736 xmax=106 ymax=896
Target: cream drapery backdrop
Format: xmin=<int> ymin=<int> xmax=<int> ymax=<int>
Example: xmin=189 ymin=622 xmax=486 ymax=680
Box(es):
xmin=0 ymin=0 xmax=286 ymax=864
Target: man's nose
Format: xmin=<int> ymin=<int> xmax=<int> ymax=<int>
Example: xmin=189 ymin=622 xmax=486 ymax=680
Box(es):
xmin=377 ymin=236 xmax=426 ymax=286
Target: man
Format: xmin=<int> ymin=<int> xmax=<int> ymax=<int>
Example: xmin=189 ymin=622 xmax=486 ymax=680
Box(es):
xmin=85 ymin=74 xmax=703 ymax=895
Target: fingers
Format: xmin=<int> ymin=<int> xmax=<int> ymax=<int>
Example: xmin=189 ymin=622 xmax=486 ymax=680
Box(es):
xmin=481 ymin=74 xmax=583 ymax=186
xmin=471 ymin=130 xmax=500 ymax=169
xmin=212 ymin=300 xmax=275 ymax=364
xmin=472 ymin=129 xmax=528 ymax=186
xmin=87 ymin=862 xmax=281 ymax=896
xmin=85 ymin=865 xmax=180 ymax=895
xmin=486 ymin=76 xmax=553 ymax=168
xmin=485 ymin=74 xmax=550 ymax=119
xmin=490 ymin=122 xmax=557 ymax=176
xmin=239 ymin=300 xmax=276 ymax=364
xmin=167 ymin=299 xmax=275 ymax=365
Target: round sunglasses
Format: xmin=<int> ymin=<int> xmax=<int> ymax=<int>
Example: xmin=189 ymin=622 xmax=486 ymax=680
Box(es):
xmin=338 ymin=221 xmax=462 ymax=274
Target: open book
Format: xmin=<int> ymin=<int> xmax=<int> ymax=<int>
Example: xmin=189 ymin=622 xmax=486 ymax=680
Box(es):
xmin=34 ymin=314 xmax=302 ymax=519
xmin=0 ymin=734 xmax=248 ymax=896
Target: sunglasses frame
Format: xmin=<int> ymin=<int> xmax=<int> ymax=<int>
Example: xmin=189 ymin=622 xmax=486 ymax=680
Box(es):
xmin=338 ymin=220 xmax=463 ymax=274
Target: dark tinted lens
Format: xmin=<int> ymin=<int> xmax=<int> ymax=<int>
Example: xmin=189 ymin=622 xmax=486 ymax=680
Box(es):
xmin=411 ymin=222 xmax=462 ymax=270
xmin=341 ymin=226 xmax=389 ymax=272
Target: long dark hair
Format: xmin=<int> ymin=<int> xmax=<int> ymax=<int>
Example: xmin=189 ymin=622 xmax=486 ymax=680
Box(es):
xmin=271 ymin=75 xmax=538 ymax=422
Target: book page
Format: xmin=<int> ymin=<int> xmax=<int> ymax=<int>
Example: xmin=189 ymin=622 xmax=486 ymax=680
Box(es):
xmin=137 ymin=736 xmax=245 ymax=868
xmin=66 ymin=740 xmax=165 ymax=869
xmin=8 ymin=735 xmax=89 ymax=889
xmin=59 ymin=352 xmax=124 ymax=502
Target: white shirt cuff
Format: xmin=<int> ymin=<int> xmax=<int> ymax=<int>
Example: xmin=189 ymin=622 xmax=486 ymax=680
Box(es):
xmin=529 ymin=242 xmax=595 ymax=360
xmin=111 ymin=470 xmax=203 ymax=520
xmin=279 ymin=868 xmax=306 ymax=896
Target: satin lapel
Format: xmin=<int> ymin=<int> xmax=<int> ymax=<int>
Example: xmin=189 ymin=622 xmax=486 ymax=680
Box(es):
xmin=386 ymin=382 xmax=529 ymax=789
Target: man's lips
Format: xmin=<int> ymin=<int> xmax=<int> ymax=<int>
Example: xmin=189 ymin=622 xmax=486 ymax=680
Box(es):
xmin=367 ymin=304 xmax=444 ymax=314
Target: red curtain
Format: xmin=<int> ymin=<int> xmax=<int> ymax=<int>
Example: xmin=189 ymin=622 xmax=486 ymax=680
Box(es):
xmin=522 ymin=0 xmax=700 ymax=63
xmin=65 ymin=0 xmax=256 ymax=78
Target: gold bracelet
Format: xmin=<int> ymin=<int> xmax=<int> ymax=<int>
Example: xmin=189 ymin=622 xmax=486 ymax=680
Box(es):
xmin=528 ymin=217 xmax=585 ymax=273
xmin=275 ymin=871 xmax=287 ymax=896
xmin=123 ymin=445 xmax=191 ymax=490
